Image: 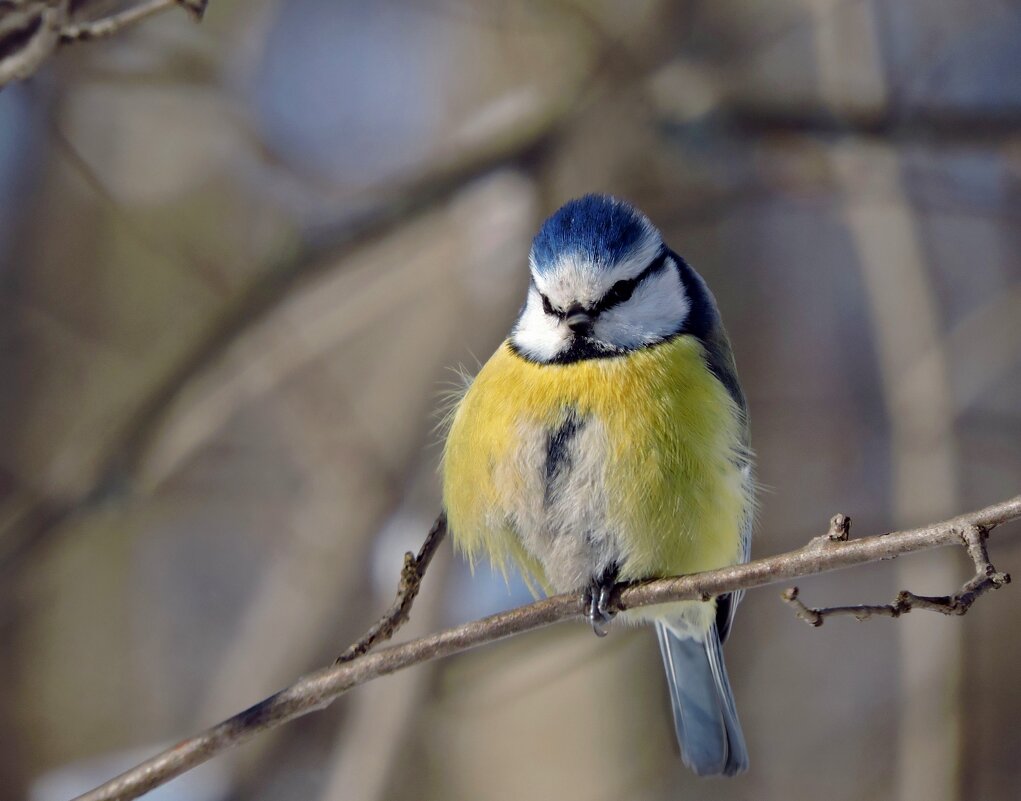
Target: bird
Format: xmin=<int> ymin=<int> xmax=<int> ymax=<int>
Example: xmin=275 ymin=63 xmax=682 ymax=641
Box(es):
xmin=442 ymin=194 xmax=753 ymax=776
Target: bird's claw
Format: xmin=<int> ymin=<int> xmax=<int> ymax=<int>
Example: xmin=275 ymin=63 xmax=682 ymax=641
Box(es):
xmin=585 ymin=573 xmax=618 ymax=637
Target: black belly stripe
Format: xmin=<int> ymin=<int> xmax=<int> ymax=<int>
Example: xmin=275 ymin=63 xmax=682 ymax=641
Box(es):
xmin=544 ymin=409 xmax=583 ymax=507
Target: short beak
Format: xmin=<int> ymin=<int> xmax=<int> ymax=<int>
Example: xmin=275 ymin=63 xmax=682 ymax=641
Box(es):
xmin=566 ymin=307 xmax=593 ymax=335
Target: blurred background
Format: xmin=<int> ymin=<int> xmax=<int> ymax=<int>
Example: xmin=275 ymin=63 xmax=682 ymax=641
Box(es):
xmin=1 ymin=1 xmax=1020 ymax=800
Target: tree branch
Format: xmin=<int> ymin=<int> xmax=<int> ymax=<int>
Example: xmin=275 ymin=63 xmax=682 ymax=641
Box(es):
xmin=782 ymin=524 xmax=1011 ymax=625
xmin=335 ymin=513 xmax=447 ymax=664
xmin=59 ymin=0 xmax=206 ymax=44
xmin=73 ymin=495 xmax=1021 ymax=801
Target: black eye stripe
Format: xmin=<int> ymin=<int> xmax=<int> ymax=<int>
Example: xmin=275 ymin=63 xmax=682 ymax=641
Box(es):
xmin=535 ymin=249 xmax=670 ymax=319
xmin=540 ymin=291 xmax=565 ymax=318
xmin=593 ymin=249 xmax=669 ymax=314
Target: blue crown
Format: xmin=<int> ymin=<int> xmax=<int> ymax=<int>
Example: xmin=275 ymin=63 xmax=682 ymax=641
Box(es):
xmin=529 ymin=195 xmax=659 ymax=274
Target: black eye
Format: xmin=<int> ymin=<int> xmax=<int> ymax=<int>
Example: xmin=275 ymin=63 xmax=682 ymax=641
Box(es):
xmin=541 ymin=293 xmax=561 ymax=317
xmin=604 ymin=279 xmax=635 ymax=308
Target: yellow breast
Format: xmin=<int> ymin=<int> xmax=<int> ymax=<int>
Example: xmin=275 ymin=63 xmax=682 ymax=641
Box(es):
xmin=442 ymin=337 xmax=749 ymax=590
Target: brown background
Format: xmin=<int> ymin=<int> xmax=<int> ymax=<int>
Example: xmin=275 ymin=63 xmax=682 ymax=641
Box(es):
xmin=1 ymin=2 xmax=1020 ymax=800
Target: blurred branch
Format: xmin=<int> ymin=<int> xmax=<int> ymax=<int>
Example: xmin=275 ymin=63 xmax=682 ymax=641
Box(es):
xmin=0 ymin=1 xmax=207 ymax=88
xmin=782 ymin=524 xmax=1011 ymax=625
xmin=2 ymin=4 xmax=676 ymax=579
xmin=73 ymin=495 xmax=1021 ymax=801
xmin=724 ymin=106 xmax=1021 ymax=144
xmin=0 ymin=87 xmax=570 ymax=578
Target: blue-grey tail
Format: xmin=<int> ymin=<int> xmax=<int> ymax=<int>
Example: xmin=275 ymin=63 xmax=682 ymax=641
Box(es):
xmin=655 ymin=620 xmax=748 ymax=777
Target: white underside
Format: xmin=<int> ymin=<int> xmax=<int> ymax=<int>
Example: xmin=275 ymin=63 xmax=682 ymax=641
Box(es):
xmin=500 ymin=410 xmax=721 ymax=635
xmin=503 ymin=414 xmax=620 ymax=592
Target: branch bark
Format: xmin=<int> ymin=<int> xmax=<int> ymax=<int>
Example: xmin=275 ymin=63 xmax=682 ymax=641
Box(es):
xmin=782 ymin=522 xmax=1011 ymax=625
xmin=335 ymin=513 xmax=447 ymax=664
xmin=73 ymin=495 xmax=1021 ymax=801
xmin=59 ymin=1 xmax=206 ymax=44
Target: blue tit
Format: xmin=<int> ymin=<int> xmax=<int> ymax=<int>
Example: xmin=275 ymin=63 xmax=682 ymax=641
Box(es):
xmin=442 ymin=194 xmax=753 ymax=776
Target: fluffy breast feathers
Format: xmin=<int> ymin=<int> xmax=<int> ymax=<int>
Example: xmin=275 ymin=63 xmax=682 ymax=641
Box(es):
xmin=442 ymin=337 xmax=750 ymax=591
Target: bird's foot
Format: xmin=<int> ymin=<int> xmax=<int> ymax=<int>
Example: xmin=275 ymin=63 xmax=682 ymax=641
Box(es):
xmin=584 ymin=566 xmax=619 ymax=637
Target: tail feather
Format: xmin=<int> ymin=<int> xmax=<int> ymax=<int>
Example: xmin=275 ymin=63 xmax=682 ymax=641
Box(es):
xmin=656 ymin=620 xmax=748 ymax=777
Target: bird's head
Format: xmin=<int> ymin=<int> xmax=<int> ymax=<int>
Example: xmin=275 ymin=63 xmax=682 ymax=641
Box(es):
xmin=511 ymin=194 xmax=691 ymax=363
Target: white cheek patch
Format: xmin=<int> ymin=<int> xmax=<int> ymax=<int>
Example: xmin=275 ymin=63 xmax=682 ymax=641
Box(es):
xmin=512 ymin=287 xmax=570 ymax=361
xmin=594 ymin=264 xmax=690 ymax=349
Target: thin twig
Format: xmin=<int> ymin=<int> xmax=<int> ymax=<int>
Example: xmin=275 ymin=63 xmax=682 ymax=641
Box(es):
xmin=72 ymin=495 xmax=1021 ymax=801
xmin=0 ymin=1 xmax=67 ymax=87
xmin=59 ymin=0 xmax=206 ymax=44
xmin=783 ymin=524 xmax=1012 ymax=626
xmin=802 ymin=512 xmax=852 ymax=552
xmin=335 ymin=513 xmax=448 ymax=663
xmin=0 ymin=0 xmax=208 ymax=88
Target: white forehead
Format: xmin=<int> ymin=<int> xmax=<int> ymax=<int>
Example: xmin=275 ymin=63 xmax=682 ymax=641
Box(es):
xmin=529 ymin=228 xmax=662 ymax=309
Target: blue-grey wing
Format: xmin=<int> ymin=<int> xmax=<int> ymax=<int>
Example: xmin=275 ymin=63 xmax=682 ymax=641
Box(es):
xmin=671 ymin=250 xmax=754 ymax=642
